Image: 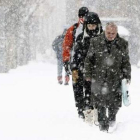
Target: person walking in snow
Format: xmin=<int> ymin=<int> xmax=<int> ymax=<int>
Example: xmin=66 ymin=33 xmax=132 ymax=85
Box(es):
xmin=71 ymin=12 xmax=103 ymax=119
xmin=84 ymin=22 xmax=131 ymax=132
xmin=62 ymin=7 xmax=89 ymax=80
xmin=52 ymin=28 xmax=69 ymax=85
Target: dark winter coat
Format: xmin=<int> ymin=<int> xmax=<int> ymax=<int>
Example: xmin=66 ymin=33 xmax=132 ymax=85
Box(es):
xmin=71 ymin=26 xmax=103 ymax=73
xmin=71 ymin=32 xmax=91 ymax=73
xmin=84 ymin=32 xmax=131 ymax=107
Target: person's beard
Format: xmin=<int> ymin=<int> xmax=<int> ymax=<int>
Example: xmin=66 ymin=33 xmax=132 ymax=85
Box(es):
xmin=86 ymin=26 xmax=99 ymax=37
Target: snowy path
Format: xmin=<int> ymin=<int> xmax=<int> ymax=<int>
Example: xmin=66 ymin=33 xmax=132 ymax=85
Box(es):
xmin=0 ymin=61 xmax=140 ymax=140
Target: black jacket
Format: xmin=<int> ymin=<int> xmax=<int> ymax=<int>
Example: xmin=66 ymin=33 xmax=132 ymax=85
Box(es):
xmin=71 ymin=32 xmax=91 ymax=73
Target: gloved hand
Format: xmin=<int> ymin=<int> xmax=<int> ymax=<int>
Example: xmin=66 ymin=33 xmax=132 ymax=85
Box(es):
xmin=126 ymin=79 xmax=131 ymax=84
xmin=72 ymin=70 xmax=79 ymax=83
xmin=64 ymin=61 xmax=71 ymax=75
xmin=123 ymin=78 xmax=131 ymax=84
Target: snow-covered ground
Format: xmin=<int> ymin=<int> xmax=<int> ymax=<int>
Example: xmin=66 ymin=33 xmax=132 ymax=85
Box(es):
xmin=0 ymin=61 xmax=140 ymax=140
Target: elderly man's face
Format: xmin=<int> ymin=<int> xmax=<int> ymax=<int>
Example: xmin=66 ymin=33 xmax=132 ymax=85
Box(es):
xmin=105 ymin=26 xmax=117 ymax=41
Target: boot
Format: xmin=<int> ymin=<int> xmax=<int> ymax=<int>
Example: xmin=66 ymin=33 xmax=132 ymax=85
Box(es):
xmin=108 ymin=121 xmax=117 ymax=133
xmin=64 ymin=75 xmax=70 ymax=85
xmin=78 ymin=108 xmax=85 ymax=119
xmin=99 ymin=123 xmax=109 ymax=132
xmin=57 ymin=76 xmax=63 ymax=84
xmin=83 ymin=109 xmax=94 ymax=125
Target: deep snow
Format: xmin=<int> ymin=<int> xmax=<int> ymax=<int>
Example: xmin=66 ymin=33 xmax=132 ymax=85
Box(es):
xmin=0 ymin=61 xmax=140 ymax=140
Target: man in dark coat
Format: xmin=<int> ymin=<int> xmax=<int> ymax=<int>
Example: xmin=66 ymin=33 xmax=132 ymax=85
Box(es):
xmin=71 ymin=12 xmax=103 ymax=118
xmin=84 ymin=22 xmax=131 ymax=132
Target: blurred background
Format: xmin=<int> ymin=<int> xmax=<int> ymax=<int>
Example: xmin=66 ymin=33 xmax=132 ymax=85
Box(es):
xmin=0 ymin=0 xmax=140 ymax=73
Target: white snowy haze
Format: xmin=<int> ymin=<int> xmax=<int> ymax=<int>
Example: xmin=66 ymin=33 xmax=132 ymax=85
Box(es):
xmin=0 ymin=0 xmax=140 ymax=140
xmin=0 ymin=62 xmax=140 ymax=140
xmin=0 ymin=0 xmax=66 ymax=72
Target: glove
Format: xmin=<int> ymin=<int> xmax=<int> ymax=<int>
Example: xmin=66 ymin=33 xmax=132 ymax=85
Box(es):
xmin=64 ymin=61 xmax=71 ymax=75
xmin=123 ymin=78 xmax=130 ymax=84
xmin=126 ymin=79 xmax=131 ymax=84
xmin=72 ymin=70 xmax=79 ymax=83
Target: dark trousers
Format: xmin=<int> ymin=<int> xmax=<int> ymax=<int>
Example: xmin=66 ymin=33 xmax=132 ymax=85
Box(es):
xmin=72 ymin=74 xmax=84 ymax=109
xmin=84 ymin=80 xmax=92 ymax=109
xmin=98 ymin=105 xmax=119 ymax=126
xmin=72 ymin=73 xmax=92 ymax=110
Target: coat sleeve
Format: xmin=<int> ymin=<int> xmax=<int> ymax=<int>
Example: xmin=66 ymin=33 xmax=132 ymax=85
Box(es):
xmin=71 ymin=33 xmax=84 ymax=71
xmin=52 ymin=36 xmax=59 ymax=52
xmin=84 ymin=39 xmax=95 ymax=79
xmin=62 ymin=26 xmax=74 ymax=62
xmin=71 ymin=42 xmax=82 ymax=71
xmin=121 ymin=41 xmax=131 ymax=80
